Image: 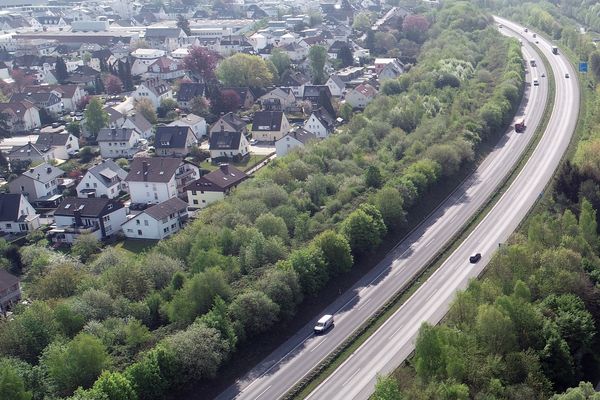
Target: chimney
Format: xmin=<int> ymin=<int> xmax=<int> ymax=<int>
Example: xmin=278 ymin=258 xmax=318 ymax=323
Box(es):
xmin=142 ymin=160 xmax=148 ymax=181
xmin=46 ymin=167 xmax=52 ymax=173
xmin=219 ymin=163 xmax=229 ymax=173
xmin=73 ymin=209 xmax=83 ymax=226
xmin=29 ymin=168 xmax=34 ymax=173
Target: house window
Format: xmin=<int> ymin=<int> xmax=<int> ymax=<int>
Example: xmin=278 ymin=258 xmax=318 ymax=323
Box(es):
xmin=136 ymin=219 xmax=140 ymax=225
xmin=127 ymin=229 xmax=133 ymax=232
xmin=163 ymin=227 xmax=169 ymax=233
xmin=171 ymin=223 xmax=176 ymax=229
xmin=138 ymin=229 xmax=142 ymax=235
xmin=6 ymin=223 xmax=11 ymax=228
xmin=144 ymin=220 xmax=149 ymax=226
xmin=192 ymin=190 xmax=197 ymax=195
xmin=193 ymin=200 xmax=198 ymax=205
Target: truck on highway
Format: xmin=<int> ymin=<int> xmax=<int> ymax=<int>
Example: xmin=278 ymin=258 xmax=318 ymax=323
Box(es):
xmin=552 ymin=46 xmax=559 ymax=54
xmin=530 ymin=59 xmax=536 ymax=67
xmin=515 ymin=118 xmax=525 ymax=133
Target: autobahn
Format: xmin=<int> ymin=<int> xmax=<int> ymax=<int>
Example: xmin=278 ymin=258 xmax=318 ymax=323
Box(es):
xmin=306 ymin=16 xmax=579 ymax=400
xmin=216 ymin=16 xmax=569 ymax=400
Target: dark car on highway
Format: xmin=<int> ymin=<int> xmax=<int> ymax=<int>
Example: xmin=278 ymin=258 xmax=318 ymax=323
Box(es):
xmin=469 ymin=253 xmax=482 ymax=263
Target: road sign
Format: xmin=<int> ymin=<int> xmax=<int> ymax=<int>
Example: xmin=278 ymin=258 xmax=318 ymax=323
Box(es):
xmin=579 ymin=62 xmax=588 ymax=73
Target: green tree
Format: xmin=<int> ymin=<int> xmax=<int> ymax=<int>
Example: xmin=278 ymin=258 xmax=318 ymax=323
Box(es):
xmin=341 ymin=204 xmax=387 ymax=256
xmin=255 ymin=213 xmax=289 ymax=241
xmin=365 ymin=165 xmax=382 ymax=188
xmin=200 ymin=296 xmax=238 ymax=349
xmin=313 ymin=230 xmax=353 ymax=276
xmin=281 ymin=245 xmax=327 ymax=295
xmin=216 ymin=54 xmax=274 ymax=88
xmin=309 ymin=45 xmax=327 ymax=84
xmin=550 ymin=382 xmax=600 ymax=399
xmin=374 ymin=186 xmax=406 ymax=230
xmin=55 ymin=57 xmax=69 ymax=84
xmin=414 ymin=323 xmax=445 ymax=381
xmin=270 ymin=48 xmax=291 ymax=77
xmin=135 ymin=98 xmax=157 ymax=124
xmin=589 ymin=51 xmax=600 ymax=82
xmin=176 ymin=14 xmax=191 ymax=36
xmin=475 ymin=304 xmax=517 ymax=355
xmin=579 ymin=198 xmax=597 ymax=248
xmin=255 ymin=268 xmax=303 ymax=320
xmin=167 ymin=267 xmax=231 ymax=325
xmin=32 ymin=262 xmax=84 ymax=299
xmin=337 ymin=43 xmax=354 ymax=68
xmin=91 ymin=371 xmax=136 ymax=400
xmin=84 ymin=98 xmax=108 ymax=139
xmin=66 ymin=121 xmax=81 ymax=137
xmin=228 ymin=290 xmax=280 ymax=337
xmin=42 ymin=333 xmax=110 ymax=397
xmin=72 ymin=234 xmax=101 ymax=262
xmin=0 ymin=363 xmax=32 ymax=400
xmin=353 ymin=11 xmax=374 ymax=32
xmin=372 ymin=375 xmax=402 ymax=400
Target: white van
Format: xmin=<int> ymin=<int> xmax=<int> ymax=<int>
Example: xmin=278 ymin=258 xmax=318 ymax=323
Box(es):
xmin=314 ymin=315 xmax=334 ymax=334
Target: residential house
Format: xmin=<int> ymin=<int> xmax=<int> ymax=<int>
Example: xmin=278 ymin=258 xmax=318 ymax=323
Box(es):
xmin=144 ymin=27 xmax=187 ymax=51
xmin=104 ymin=107 xmax=126 ymax=129
xmin=209 ymin=112 xmax=247 ymax=137
xmin=251 ymin=111 xmax=291 ymax=142
xmin=7 ymin=142 xmax=55 ymax=165
xmin=377 ymin=59 xmax=404 ymax=81
xmin=168 ymin=114 xmax=207 ymax=140
xmin=209 ymin=130 xmax=249 ymax=161
xmin=303 ymin=85 xmax=335 ymax=116
xmin=145 ymin=56 xmax=185 ymax=80
xmin=121 ymin=113 xmax=153 ymax=139
xmin=10 ymin=92 xmax=62 ymax=117
xmin=176 ymin=82 xmax=206 ymax=109
xmin=221 ymin=87 xmax=256 ymax=110
xmin=125 ymin=157 xmax=199 ymax=204
xmin=279 ymin=42 xmax=308 ymax=62
xmin=280 ymin=70 xmax=309 ymax=97
xmin=325 ymin=75 xmax=345 ymax=97
xmin=259 ymin=87 xmax=296 ymax=111
xmin=345 ymin=83 xmax=378 ymax=109
xmin=76 ymin=160 xmax=128 ymax=199
xmin=304 ymin=108 xmax=335 ymax=138
xmin=133 ymin=78 xmax=173 ymax=108
xmin=0 ymin=101 xmax=41 ymax=133
xmin=275 ymin=128 xmax=317 ymax=157
xmin=131 ymin=48 xmax=166 ymax=76
xmin=8 ymin=163 xmax=64 ymax=202
xmin=97 ymin=127 xmax=142 ymax=159
xmin=24 ymin=84 xmax=85 ymax=112
xmin=185 ymin=164 xmax=248 ymax=209
xmin=51 ymin=197 xmax=127 ymax=243
xmin=35 ymin=133 xmax=79 ymax=160
xmin=122 ymin=197 xmax=188 ymax=239
xmin=374 ymin=58 xmax=404 ymax=75
xmin=0 ymin=193 xmax=40 ymax=234
xmin=154 ymin=126 xmax=196 ymax=157
xmin=327 ymin=40 xmax=349 ymax=58
xmin=0 ymin=270 xmax=21 ymax=314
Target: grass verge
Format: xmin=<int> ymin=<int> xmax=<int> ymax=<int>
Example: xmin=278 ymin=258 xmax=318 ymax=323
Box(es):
xmin=287 ymin=38 xmax=558 ymax=400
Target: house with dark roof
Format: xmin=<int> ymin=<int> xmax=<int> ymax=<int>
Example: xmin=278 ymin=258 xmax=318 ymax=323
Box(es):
xmin=0 ymin=101 xmax=41 ymax=133
xmin=325 ymin=74 xmax=346 ymax=97
xmin=251 ymin=111 xmax=291 ymax=142
xmin=8 ymin=163 xmax=64 ymax=202
xmin=209 ymin=112 xmax=248 ymax=137
xmin=185 ymin=164 xmax=248 ymax=209
xmin=125 ymin=157 xmax=199 ymax=204
xmin=155 ymin=126 xmax=197 ymax=157
xmin=24 ymin=84 xmax=85 ymax=112
xmin=302 ymin=85 xmax=335 ymax=116
xmin=259 ymin=87 xmax=296 ymax=111
xmin=144 ymin=27 xmax=187 ymax=51
xmin=133 ymin=78 xmax=173 ymax=108
xmin=10 ymin=92 xmax=62 ymax=116
xmin=275 ymin=128 xmax=317 ymax=157
xmin=176 ymin=82 xmax=206 ymax=109
xmin=280 ymin=70 xmax=310 ymax=97
xmin=35 ymin=132 xmax=79 ymax=160
xmin=97 ymin=127 xmax=142 ymax=159
xmin=122 ymin=197 xmax=189 ymax=239
xmin=76 ymin=159 xmax=128 ymax=199
xmin=0 ymin=193 xmax=40 ymax=234
xmin=7 ymin=141 xmax=55 ymax=165
xmin=0 ymin=269 xmax=21 ymax=314
xmin=168 ymin=113 xmax=207 ymax=140
xmin=209 ymin=130 xmax=249 ymax=161
xmin=51 ymin=197 xmax=127 ymax=243
xmin=304 ymin=108 xmax=335 ymax=138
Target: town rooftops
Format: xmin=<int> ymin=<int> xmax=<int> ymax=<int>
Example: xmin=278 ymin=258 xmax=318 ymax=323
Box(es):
xmin=87 ymin=159 xmax=127 ymax=185
xmin=126 ymin=157 xmax=184 ymax=183
xmin=185 ymin=164 xmax=248 ymax=192
xmin=252 ymin=111 xmax=284 ymax=131
xmin=353 ymin=83 xmax=378 ymax=97
xmin=142 ymin=197 xmax=188 ymax=220
xmin=55 ymin=197 xmax=123 ymax=218
xmin=141 ymin=78 xmax=171 ymax=97
xmin=176 ymin=82 xmax=206 ymax=102
xmin=209 ymin=130 xmax=243 ymax=151
xmin=22 ymin=163 xmax=64 ymax=183
xmin=155 ymin=126 xmax=193 ymax=149
xmin=283 ymin=128 xmax=317 ymax=145
xmin=97 ymin=127 xmax=136 ymax=142
xmin=0 ymin=193 xmax=26 ymax=222
xmin=124 ymin=113 xmax=152 ymax=133
xmin=8 ymin=142 xmax=51 ymax=158
xmin=35 ymin=133 xmax=72 ymax=148
xmin=212 ymin=112 xmax=247 ymax=133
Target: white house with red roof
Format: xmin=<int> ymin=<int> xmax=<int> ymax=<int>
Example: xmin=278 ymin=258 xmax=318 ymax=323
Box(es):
xmin=345 ymin=83 xmax=378 ymax=109
xmin=144 ymin=56 xmax=185 ymax=80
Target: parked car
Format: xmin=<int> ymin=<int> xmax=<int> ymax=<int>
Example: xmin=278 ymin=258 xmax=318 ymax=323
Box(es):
xmin=250 ymin=139 xmax=258 ymax=145
xmin=469 ymin=253 xmax=482 ymax=263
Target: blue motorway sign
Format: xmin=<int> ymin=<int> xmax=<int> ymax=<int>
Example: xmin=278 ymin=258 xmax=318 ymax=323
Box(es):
xmin=579 ymin=62 xmax=588 ymax=73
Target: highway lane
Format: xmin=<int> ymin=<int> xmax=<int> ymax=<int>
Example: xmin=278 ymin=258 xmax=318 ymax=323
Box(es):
xmin=307 ymin=17 xmax=579 ymax=400
xmin=216 ymin=19 xmax=549 ymax=400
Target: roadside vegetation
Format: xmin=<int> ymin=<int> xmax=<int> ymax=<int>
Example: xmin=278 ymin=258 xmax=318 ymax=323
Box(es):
xmin=372 ymin=2 xmax=600 ymax=399
xmin=0 ymin=2 xmax=526 ymax=399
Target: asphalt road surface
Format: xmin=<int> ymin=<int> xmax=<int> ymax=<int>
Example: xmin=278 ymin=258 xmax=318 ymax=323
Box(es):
xmin=306 ymin=16 xmax=579 ymax=400
xmin=216 ymin=16 xmax=571 ymax=400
